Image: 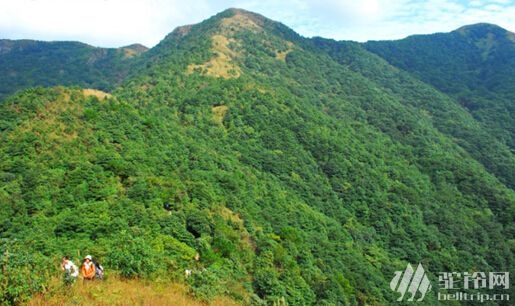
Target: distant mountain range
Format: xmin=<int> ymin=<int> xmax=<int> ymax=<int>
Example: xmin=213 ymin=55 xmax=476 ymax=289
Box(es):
xmin=0 ymin=39 xmax=148 ymax=99
xmin=365 ymin=23 xmax=515 ymax=152
xmin=0 ymin=8 xmax=513 ymax=305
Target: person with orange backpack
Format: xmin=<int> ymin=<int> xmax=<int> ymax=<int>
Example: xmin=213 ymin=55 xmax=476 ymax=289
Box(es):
xmin=81 ymin=255 xmax=96 ymax=283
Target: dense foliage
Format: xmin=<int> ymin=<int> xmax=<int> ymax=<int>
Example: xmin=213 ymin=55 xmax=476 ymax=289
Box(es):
xmin=0 ymin=9 xmax=513 ymax=305
xmin=316 ymin=35 xmax=515 ymax=192
xmin=365 ymin=24 xmax=515 ymax=156
xmin=0 ymin=40 xmax=147 ymax=100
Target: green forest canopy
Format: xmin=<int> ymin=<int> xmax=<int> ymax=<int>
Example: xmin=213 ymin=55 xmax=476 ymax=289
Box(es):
xmin=0 ymin=8 xmax=513 ymax=305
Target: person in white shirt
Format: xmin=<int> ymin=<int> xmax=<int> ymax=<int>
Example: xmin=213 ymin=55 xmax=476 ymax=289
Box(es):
xmin=61 ymin=255 xmax=79 ymax=284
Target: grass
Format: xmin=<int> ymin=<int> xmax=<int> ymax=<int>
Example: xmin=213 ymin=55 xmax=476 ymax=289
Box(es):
xmin=220 ymin=10 xmax=262 ymax=32
xmin=28 ymin=276 xmax=239 ymax=306
xmin=82 ymin=89 xmax=112 ymax=100
xmin=212 ymin=105 xmax=229 ymax=126
xmin=187 ymin=34 xmax=241 ymax=79
xmin=275 ymin=42 xmax=294 ymax=62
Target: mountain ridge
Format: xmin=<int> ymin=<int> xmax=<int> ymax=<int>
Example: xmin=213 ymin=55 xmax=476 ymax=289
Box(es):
xmin=0 ymin=39 xmax=148 ymax=100
xmin=1 ymin=12 xmax=512 ymax=100
xmin=0 ymin=8 xmax=514 ymax=305
xmin=364 ymin=20 xmax=515 ymax=155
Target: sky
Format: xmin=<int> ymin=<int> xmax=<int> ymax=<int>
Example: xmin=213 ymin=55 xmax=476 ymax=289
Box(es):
xmin=0 ymin=0 xmax=514 ymax=48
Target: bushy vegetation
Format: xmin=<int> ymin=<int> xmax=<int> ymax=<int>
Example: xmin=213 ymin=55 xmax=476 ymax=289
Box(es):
xmin=0 ymin=40 xmax=147 ymax=100
xmin=0 ymin=8 xmax=513 ymax=305
xmin=365 ymin=24 xmax=515 ymax=160
xmin=0 ymin=239 xmax=49 ymax=305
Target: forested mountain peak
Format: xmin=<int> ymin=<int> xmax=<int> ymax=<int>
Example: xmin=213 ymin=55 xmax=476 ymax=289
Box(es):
xmin=159 ymin=8 xmax=275 ymax=45
xmin=1 ymin=9 xmax=514 ymax=305
xmin=218 ymin=8 xmax=269 ymax=29
xmin=365 ymin=23 xmax=515 ymax=63
xmin=0 ymin=39 xmax=92 ymax=55
xmin=147 ymin=8 xmax=300 ymax=80
xmin=364 ymin=23 xmax=515 ymax=162
xmin=454 ymin=23 xmax=515 ymax=59
xmin=0 ymin=39 xmax=147 ymax=100
xmin=456 ymin=22 xmax=515 ymax=42
xmin=119 ymin=43 xmax=149 ymax=58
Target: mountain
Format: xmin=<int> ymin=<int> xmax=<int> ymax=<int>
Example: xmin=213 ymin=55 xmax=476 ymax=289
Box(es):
xmin=364 ymin=23 xmax=515 ymax=153
xmin=1 ymin=8 xmax=514 ymax=305
xmin=0 ymin=39 xmax=148 ymax=100
xmin=313 ymin=28 xmax=515 ymax=192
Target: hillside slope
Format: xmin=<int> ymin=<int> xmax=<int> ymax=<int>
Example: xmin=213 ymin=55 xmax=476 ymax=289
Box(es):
xmin=365 ymin=24 xmax=515 ymax=152
xmin=314 ymin=35 xmax=515 ymax=190
xmin=1 ymin=9 xmax=514 ymax=305
xmin=0 ymin=40 xmax=147 ymax=100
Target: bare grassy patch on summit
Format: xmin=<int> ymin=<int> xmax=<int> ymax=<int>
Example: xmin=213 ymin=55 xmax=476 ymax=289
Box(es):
xmin=187 ymin=35 xmax=241 ymax=79
xmin=220 ymin=11 xmax=262 ymax=32
xmin=83 ymin=88 xmax=112 ymax=100
xmin=186 ymin=10 xmax=270 ymax=79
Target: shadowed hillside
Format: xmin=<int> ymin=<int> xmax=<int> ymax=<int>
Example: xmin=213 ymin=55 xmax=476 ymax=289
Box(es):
xmin=0 ymin=40 xmax=147 ymax=100
xmin=365 ymin=24 xmax=515 ymax=153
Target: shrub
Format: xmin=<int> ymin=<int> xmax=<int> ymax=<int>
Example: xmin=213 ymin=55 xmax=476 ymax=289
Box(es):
xmin=0 ymin=239 xmax=49 ymax=305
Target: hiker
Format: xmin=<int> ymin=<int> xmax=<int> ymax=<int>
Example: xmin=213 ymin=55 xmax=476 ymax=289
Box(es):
xmin=61 ymin=255 xmax=79 ymax=285
xmin=93 ymin=259 xmax=104 ymax=280
xmin=81 ymin=255 xmax=96 ymax=282
xmin=185 ymin=269 xmax=192 ymax=278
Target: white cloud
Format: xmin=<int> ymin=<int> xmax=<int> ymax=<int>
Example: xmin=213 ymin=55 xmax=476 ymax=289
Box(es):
xmin=484 ymin=4 xmax=504 ymax=11
xmin=308 ymin=0 xmax=515 ymax=41
xmin=0 ymin=0 xmax=216 ymax=47
xmin=0 ymin=0 xmax=514 ymax=47
xmin=308 ymin=0 xmax=382 ymax=24
xmin=490 ymin=0 xmax=512 ymax=4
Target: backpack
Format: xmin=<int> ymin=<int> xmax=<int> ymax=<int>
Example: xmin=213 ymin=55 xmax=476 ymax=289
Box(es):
xmin=94 ymin=261 xmax=104 ymax=280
